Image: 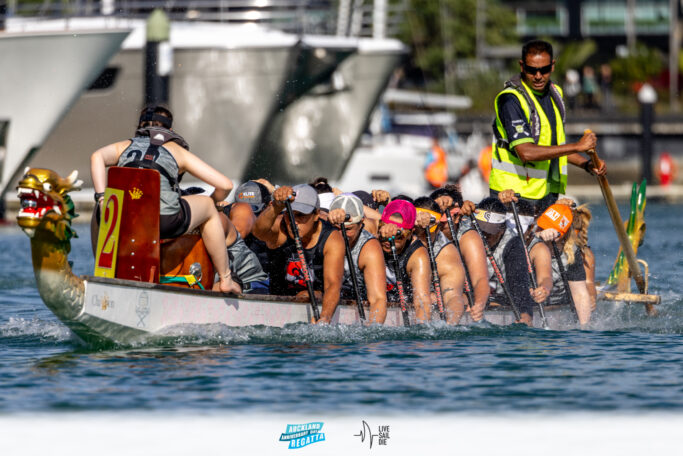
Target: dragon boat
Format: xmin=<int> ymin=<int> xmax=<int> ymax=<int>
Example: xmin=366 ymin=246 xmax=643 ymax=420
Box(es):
xmin=16 ymin=167 xmax=659 ymax=345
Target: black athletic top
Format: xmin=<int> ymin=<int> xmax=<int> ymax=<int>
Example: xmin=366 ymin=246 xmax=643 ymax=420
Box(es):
xmin=268 ymin=220 xmax=336 ymax=296
xmin=384 ymin=239 xmax=424 ymax=304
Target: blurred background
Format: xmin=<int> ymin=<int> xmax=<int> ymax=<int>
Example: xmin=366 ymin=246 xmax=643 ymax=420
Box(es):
xmin=2 ymin=0 xmax=683 ymax=217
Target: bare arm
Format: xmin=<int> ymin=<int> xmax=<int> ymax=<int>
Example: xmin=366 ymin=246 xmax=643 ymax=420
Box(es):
xmin=435 ymin=244 xmax=466 ymax=324
xmin=90 ymin=140 xmax=131 ymax=194
xmin=228 ymin=202 xmax=257 ymax=239
xmin=406 ymin=247 xmax=433 ymax=323
xmin=529 ymin=242 xmax=553 ymax=303
xmin=253 ymin=186 xmax=292 ymax=247
xmin=569 ymin=281 xmax=592 ymax=326
xmin=514 ymin=131 xmax=596 ymax=162
xmin=459 ymin=230 xmax=490 ymax=321
xmin=318 ymin=231 xmax=345 ymax=323
xmin=357 ymin=239 xmax=387 ymax=324
xmin=583 ymin=247 xmax=597 ymax=311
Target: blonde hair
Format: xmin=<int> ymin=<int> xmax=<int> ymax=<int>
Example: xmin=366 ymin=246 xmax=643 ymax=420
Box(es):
xmin=564 ymin=203 xmax=592 ymax=264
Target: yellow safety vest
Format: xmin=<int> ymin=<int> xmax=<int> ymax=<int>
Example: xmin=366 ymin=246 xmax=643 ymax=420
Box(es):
xmin=490 ymin=79 xmax=567 ymax=199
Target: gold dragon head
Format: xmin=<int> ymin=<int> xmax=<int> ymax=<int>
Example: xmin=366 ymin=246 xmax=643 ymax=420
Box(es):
xmin=16 ymin=167 xmax=82 ymax=240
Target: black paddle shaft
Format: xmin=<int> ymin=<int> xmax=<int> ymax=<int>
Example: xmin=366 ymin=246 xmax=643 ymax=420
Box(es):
xmin=510 ymin=198 xmax=549 ymax=329
xmin=468 ymin=214 xmax=522 ymax=321
xmin=389 ymin=238 xmax=411 ymax=327
xmin=423 ymin=218 xmax=446 ymax=321
xmin=340 ymin=215 xmax=366 ymax=321
xmin=284 ymin=198 xmax=321 ymax=321
xmin=550 ymin=240 xmax=579 ymax=320
xmin=444 ymin=210 xmax=475 ymax=308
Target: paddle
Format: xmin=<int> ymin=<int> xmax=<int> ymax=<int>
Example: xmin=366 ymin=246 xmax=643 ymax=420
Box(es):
xmin=284 ymin=196 xmax=321 ymax=322
xmin=550 ymin=240 xmax=579 ymax=321
xmin=389 ymin=237 xmax=411 ymax=327
xmin=585 ymin=134 xmax=650 ymax=312
xmin=443 ymin=209 xmax=476 ymax=309
xmin=469 ymin=214 xmax=522 ymax=321
xmin=510 ymin=197 xmax=550 ymax=329
xmin=422 ymin=216 xmax=447 ymax=321
xmin=340 ymin=214 xmax=367 ymax=321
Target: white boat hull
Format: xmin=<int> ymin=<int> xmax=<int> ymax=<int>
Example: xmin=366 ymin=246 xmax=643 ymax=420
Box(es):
xmin=74 ymin=276 xmax=576 ymax=345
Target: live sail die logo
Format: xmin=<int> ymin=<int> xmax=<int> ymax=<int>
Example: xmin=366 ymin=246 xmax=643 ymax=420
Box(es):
xmin=354 ymin=420 xmax=390 ymax=449
xmin=279 ymin=422 xmax=325 ymax=449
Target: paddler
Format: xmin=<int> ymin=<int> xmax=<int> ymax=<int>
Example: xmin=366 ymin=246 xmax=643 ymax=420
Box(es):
xmin=90 ymin=105 xmax=242 ymax=294
xmin=537 ymin=203 xmax=593 ymax=325
xmin=430 ymin=185 xmax=490 ymax=322
xmin=413 ymin=197 xmax=467 ymax=324
xmin=378 ymin=200 xmax=433 ymax=323
xmin=253 ymin=184 xmax=345 ymax=324
xmin=490 ymin=39 xmax=606 ymax=214
xmin=327 ymin=193 xmax=388 ymax=324
xmin=472 ymin=197 xmax=537 ymax=325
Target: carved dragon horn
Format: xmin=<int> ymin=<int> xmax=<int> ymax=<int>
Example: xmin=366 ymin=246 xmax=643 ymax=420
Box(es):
xmin=65 ymin=170 xmax=83 ymax=192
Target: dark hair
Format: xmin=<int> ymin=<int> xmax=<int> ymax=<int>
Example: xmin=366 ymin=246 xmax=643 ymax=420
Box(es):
xmin=309 ymin=177 xmax=333 ymax=194
xmin=414 ymin=196 xmax=440 ymax=213
xmin=478 ymin=196 xmax=507 ymax=214
xmin=138 ymin=105 xmax=173 ymax=129
xmin=429 ymin=183 xmax=463 ymax=208
xmin=352 ymin=190 xmax=377 ymax=209
xmin=392 ymin=194 xmax=415 ymax=204
xmin=522 ymin=40 xmax=553 ymax=62
xmin=514 ymin=199 xmax=535 ymax=217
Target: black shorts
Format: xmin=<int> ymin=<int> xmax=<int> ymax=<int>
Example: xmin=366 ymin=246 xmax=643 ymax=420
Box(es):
xmin=489 ymin=189 xmax=558 ymax=216
xmin=160 ymin=198 xmax=192 ymax=239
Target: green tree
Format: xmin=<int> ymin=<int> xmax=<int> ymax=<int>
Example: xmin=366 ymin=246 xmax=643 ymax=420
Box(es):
xmin=399 ymin=0 xmax=518 ymax=91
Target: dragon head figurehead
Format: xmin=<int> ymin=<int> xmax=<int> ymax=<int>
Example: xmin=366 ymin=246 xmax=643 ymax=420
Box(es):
xmin=16 ymin=167 xmax=82 ymax=241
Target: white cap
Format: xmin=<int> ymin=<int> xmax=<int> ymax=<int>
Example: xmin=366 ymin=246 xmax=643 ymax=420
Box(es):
xmin=329 ymin=193 xmax=364 ymax=225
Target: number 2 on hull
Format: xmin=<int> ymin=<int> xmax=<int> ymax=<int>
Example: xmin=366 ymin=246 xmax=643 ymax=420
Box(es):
xmin=95 ymin=188 xmax=124 ymax=278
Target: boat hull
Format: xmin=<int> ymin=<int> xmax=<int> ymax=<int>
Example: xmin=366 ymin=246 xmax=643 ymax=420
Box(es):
xmin=74 ymin=276 xmax=576 ymax=345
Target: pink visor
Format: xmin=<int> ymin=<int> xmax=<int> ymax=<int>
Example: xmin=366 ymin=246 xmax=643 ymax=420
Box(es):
xmin=381 ymin=199 xmax=417 ymax=230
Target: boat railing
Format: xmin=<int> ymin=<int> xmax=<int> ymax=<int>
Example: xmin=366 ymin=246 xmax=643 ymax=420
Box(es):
xmin=2 ymin=0 xmax=407 ymax=37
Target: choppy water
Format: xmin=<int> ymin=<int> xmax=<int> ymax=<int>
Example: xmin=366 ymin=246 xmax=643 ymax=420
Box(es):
xmin=2 ymin=203 xmax=683 ymax=414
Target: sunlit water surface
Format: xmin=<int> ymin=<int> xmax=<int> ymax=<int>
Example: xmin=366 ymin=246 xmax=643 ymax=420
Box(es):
xmin=1 ymin=203 xmax=683 ymax=414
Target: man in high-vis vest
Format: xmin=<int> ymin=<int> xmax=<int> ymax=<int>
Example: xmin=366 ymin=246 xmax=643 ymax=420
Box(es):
xmin=490 ymin=40 xmax=606 ymax=214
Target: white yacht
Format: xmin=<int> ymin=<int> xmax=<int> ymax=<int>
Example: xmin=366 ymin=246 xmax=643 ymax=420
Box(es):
xmin=4 ymin=1 xmax=407 ymax=193
xmin=0 ymin=27 xmax=130 ymax=206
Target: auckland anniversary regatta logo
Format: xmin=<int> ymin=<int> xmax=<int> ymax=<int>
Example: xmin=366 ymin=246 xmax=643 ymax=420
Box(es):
xmin=279 ymin=422 xmax=326 ymax=449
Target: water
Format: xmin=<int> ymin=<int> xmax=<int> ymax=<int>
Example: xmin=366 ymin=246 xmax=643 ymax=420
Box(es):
xmin=2 ymin=203 xmax=683 ymax=415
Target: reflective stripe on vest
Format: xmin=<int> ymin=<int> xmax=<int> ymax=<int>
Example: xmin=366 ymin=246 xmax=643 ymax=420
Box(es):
xmin=490 ymin=80 xmax=567 ymax=199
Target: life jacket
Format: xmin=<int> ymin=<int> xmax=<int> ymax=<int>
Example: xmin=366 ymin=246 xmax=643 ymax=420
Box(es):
xmin=341 ymin=228 xmax=375 ymax=300
xmin=118 ymin=138 xmax=179 ymax=215
xmin=425 ymin=142 xmax=448 ymax=188
xmin=548 ymin=244 xmax=583 ymax=306
xmin=490 ymin=74 xmax=567 ymax=199
xmin=385 ymin=238 xmax=424 ymax=303
xmin=267 ymin=220 xmax=336 ymax=296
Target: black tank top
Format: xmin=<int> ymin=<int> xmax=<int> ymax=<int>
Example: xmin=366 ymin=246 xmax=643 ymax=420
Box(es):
xmin=384 ymin=239 xmax=424 ymax=303
xmin=268 ymin=220 xmax=336 ymax=296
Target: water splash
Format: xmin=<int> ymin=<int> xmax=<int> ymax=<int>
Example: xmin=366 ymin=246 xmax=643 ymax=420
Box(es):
xmin=0 ymin=317 xmax=73 ymax=342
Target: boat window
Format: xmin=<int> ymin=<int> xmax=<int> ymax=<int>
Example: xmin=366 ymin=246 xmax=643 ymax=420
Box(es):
xmin=88 ymin=67 xmax=120 ymax=91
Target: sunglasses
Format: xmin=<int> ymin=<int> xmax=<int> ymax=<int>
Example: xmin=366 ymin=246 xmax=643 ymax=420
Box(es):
xmin=378 ymin=221 xmax=409 ymax=241
xmin=523 ymin=63 xmax=552 ymax=75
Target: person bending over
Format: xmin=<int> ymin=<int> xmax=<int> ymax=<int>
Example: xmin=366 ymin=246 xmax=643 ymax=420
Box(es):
xmin=328 ymin=193 xmax=388 ymax=324
xmin=474 ymin=197 xmax=536 ymax=325
xmin=413 ymin=196 xmax=467 ymax=324
xmin=253 ymin=184 xmax=345 ymax=324
xmin=378 ymin=200 xmax=432 ymax=323
xmin=537 ymin=203 xmax=592 ymax=325
xmin=430 ymin=185 xmax=489 ymax=322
